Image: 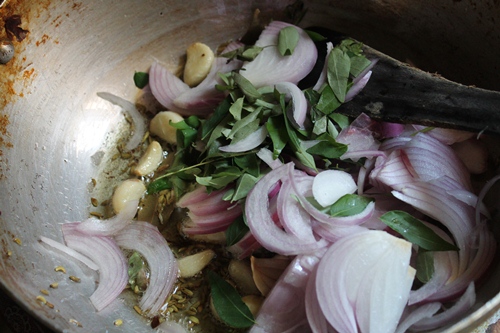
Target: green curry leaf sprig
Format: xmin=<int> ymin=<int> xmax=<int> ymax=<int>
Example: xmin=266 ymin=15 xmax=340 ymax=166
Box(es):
xmin=147 ymin=34 xmax=371 ymax=202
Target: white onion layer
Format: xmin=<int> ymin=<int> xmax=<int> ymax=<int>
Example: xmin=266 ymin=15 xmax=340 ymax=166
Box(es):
xmin=97 ymin=92 xmax=146 ymax=151
xmin=62 ymin=223 xmax=128 ymax=312
xmin=316 ymin=230 xmax=415 ymax=333
xmin=115 ymin=222 xmax=179 ymax=315
xmin=241 ymin=21 xmax=317 ymax=87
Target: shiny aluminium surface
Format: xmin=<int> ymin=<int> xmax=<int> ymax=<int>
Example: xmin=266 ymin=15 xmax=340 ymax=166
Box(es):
xmin=1 ymin=0 xmax=500 ymax=332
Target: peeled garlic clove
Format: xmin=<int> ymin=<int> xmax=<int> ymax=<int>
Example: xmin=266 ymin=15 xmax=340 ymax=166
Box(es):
xmin=149 ymin=111 xmax=184 ymax=144
xmin=178 ymin=249 xmax=215 ymax=278
xmin=112 ymin=179 xmax=146 ymax=214
xmin=241 ymin=295 xmax=265 ymax=317
xmin=251 ymin=255 xmax=291 ymax=296
xmin=228 ymin=259 xmax=260 ymax=295
xmin=134 ymin=140 xmax=163 ymax=176
xmin=183 ymin=42 xmax=214 ymax=87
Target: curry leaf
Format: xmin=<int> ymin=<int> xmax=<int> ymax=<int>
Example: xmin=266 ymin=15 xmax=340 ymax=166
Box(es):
xmin=196 ymin=166 xmax=242 ymax=190
xmin=147 ymin=177 xmax=173 ymax=194
xmin=266 ymin=116 xmax=288 ymax=158
xmin=202 ymin=97 xmax=232 ymax=140
xmin=329 ymin=194 xmax=373 ymax=217
xmin=304 ymin=29 xmax=326 ymax=42
xmin=278 ymin=26 xmax=300 ymax=56
xmin=380 ymin=210 xmax=459 ymax=251
xmin=306 ymin=133 xmax=347 ymax=159
xmin=232 ymin=173 xmax=260 ymax=201
xmin=133 ymin=72 xmax=149 ymax=89
xmin=241 ymin=46 xmax=264 ymax=61
xmin=127 ymin=252 xmax=144 ymax=286
xmin=229 ymin=97 xmax=244 ymax=121
xmin=234 ymin=153 xmax=260 ymax=178
xmin=226 ymin=215 xmax=250 ymax=246
xmin=416 ymin=249 xmax=435 ymax=283
xmin=349 ymin=55 xmax=371 ymax=77
xmin=233 ymin=72 xmax=261 ymax=103
xmin=208 ymin=271 xmax=255 ymax=328
xmin=317 ymin=85 xmax=342 ymax=115
xmin=327 ymin=47 xmax=351 ymax=103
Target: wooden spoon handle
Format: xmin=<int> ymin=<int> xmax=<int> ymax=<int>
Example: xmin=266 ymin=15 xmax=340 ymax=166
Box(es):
xmin=338 ymin=46 xmax=500 ymax=135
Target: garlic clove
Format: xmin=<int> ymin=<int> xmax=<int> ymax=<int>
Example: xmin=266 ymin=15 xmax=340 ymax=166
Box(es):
xmin=228 ymin=259 xmax=260 ymax=295
xmin=183 ymin=42 xmax=214 ymax=87
xmin=178 ymin=249 xmax=216 ymax=278
xmin=133 ymin=140 xmax=163 ymax=176
xmin=149 ymin=111 xmax=184 ymax=144
xmin=241 ymin=295 xmax=265 ymax=317
xmin=112 ymin=179 xmax=146 ymax=214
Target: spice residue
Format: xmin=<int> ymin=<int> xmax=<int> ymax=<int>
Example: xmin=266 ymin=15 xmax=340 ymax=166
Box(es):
xmin=4 ymin=15 xmax=29 ymax=41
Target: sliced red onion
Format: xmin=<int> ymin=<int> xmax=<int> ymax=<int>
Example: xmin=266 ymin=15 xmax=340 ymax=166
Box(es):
xmin=336 ymin=114 xmax=382 ymax=162
xmin=344 ymin=70 xmax=372 ymax=102
xmin=114 ymin=222 xmax=178 ymax=315
xmin=369 ymin=150 xmax=417 ymax=191
xmin=276 ymin=176 xmax=322 ymax=244
xmin=62 ymin=223 xmax=128 ymax=312
xmin=274 ymin=82 xmax=308 ymax=129
xmin=184 ymin=190 xmax=233 ymax=216
xmin=39 ymin=236 xmax=99 ymax=271
xmin=312 ymin=42 xmax=334 ymax=91
xmin=305 ymin=265 xmax=337 ymax=333
xmin=245 ymin=163 xmax=327 ymax=255
xmin=183 ymin=205 xmax=242 ymax=235
xmin=402 ymin=133 xmax=472 ymax=190
xmin=312 ymin=219 xmax=367 ymax=242
xmin=408 ymin=251 xmax=453 ymax=305
xmin=394 ymin=303 xmax=441 ymax=333
xmin=378 ymin=122 xmax=405 ymax=139
xmin=316 ymin=230 xmax=415 ymax=333
xmin=227 ymin=231 xmax=261 ymax=259
xmin=176 ymin=185 xmax=224 ymax=208
xmin=425 ymin=224 xmax=495 ymax=302
xmin=448 ymin=189 xmax=490 ymax=218
xmin=410 ymin=283 xmax=476 ymax=331
xmin=256 ymin=147 xmax=283 ymax=169
xmin=148 ymin=61 xmax=190 ymax=114
xmin=352 ymin=58 xmax=379 ymax=86
xmin=391 ymin=181 xmax=475 ymax=275
xmin=250 ymin=254 xmax=322 ymax=333
xmin=378 ymin=136 xmax=411 ymax=151
xmin=290 ymin=169 xmax=375 ymax=227
xmin=241 ymin=21 xmax=317 ymax=87
xmin=219 ymin=126 xmax=268 ymax=153
xmin=97 ymin=92 xmax=146 ymax=151
xmin=74 ymin=199 xmax=138 ymax=236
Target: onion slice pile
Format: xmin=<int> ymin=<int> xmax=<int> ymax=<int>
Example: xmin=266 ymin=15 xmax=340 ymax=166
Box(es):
xmin=62 ymin=223 xmax=128 ymax=312
xmin=245 ymin=163 xmax=327 ymax=255
xmin=316 ymin=230 xmax=415 ymax=333
xmin=44 ymin=199 xmax=179 ymax=314
xmin=39 ymin=235 xmax=99 ymax=271
xmin=241 ymin=21 xmax=317 ymax=87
